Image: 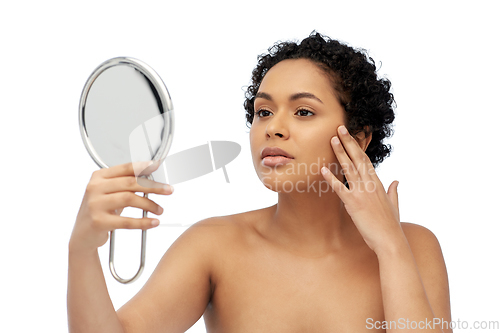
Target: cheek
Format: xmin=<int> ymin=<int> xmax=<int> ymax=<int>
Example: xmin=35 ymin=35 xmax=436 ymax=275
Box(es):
xmin=302 ymin=145 xmax=337 ymax=169
xmin=305 ymin=131 xmax=339 ymax=164
xmin=304 ymin=127 xmax=335 ymax=149
xmin=249 ymin=128 xmax=256 ymax=147
xmin=249 ymin=127 xmax=262 ymax=162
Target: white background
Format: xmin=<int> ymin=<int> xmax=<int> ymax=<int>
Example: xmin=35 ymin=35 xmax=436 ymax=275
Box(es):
xmin=1 ymin=1 xmax=499 ymax=332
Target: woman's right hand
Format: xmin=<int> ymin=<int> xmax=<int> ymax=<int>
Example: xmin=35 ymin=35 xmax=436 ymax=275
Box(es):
xmin=69 ymin=160 xmax=174 ymax=253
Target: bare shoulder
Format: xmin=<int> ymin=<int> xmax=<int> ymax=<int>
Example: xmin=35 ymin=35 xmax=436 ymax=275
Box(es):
xmin=187 ymin=210 xmax=254 ymax=243
xmin=400 ymin=222 xmax=443 ymax=255
xmin=401 ymin=221 xmax=439 ymax=241
xmin=399 ymin=222 xmax=452 ymax=330
xmin=399 ymin=222 xmax=446 ymax=271
xmin=179 ymin=209 xmax=260 ymax=262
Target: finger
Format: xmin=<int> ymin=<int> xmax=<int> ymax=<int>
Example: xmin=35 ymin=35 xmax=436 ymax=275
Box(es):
xmin=136 ymin=177 xmax=174 ymax=194
xmin=336 ymin=125 xmax=374 ymax=182
xmin=331 ymin=134 xmax=360 ymax=186
xmin=107 ymin=214 xmax=161 ymax=230
xmin=136 ymin=160 xmax=162 ymax=177
xmin=337 ymin=125 xmax=383 ymax=189
xmin=104 ymin=192 xmax=165 ymax=216
xmin=101 ymin=176 xmax=174 ymax=195
xmin=321 ymin=166 xmax=349 ymax=198
xmin=100 ymin=160 xmax=161 ymax=179
xmin=387 ymin=180 xmax=400 ymax=221
xmin=387 ymin=180 xmax=399 ymax=208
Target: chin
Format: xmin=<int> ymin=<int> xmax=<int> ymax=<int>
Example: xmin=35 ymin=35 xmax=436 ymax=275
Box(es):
xmin=258 ymin=172 xmax=328 ymax=194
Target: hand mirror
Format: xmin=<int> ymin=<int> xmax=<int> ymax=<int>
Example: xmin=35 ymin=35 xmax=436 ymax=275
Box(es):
xmin=79 ymin=57 xmax=174 ymax=283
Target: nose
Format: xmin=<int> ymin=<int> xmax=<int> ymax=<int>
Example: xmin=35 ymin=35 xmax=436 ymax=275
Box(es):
xmin=265 ymin=112 xmax=289 ymax=139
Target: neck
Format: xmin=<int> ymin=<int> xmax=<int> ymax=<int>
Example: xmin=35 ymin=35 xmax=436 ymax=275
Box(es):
xmin=262 ymin=186 xmax=365 ymax=257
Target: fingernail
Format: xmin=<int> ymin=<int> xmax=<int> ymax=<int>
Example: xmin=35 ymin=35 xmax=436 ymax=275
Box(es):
xmin=163 ymin=184 xmax=174 ymax=192
xmin=339 ymin=125 xmax=348 ymax=135
xmin=151 ymin=219 xmax=159 ymax=226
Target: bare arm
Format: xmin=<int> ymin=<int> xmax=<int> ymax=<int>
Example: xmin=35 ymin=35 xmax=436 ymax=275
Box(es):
xmin=68 ymin=218 xmax=218 ymax=333
xmin=67 ymin=247 xmax=125 ymax=333
xmin=67 ymin=160 xmax=220 ymax=332
xmin=67 ymin=161 xmax=173 ymax=332
xmin=116 ymin=218 xmax=221 ymax=332
xmin=376 ymin=223 xmax=452 ymax=333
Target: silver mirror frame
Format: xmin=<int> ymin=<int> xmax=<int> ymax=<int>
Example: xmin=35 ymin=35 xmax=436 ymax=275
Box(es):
xmin=79 ymin=57 xmax=174 ymax=283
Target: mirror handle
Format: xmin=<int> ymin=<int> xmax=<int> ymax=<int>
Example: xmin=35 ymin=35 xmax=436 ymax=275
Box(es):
xmin=108 ymin=191 xmax=149 ymax=284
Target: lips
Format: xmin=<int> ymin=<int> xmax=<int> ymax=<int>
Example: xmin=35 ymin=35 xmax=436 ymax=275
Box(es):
xmin=261 ymin=147 xmax=294 ymax=159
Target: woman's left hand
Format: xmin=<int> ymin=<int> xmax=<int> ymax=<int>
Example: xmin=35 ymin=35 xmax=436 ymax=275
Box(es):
xmin=321 ymin=125 xmax=404 ymax=255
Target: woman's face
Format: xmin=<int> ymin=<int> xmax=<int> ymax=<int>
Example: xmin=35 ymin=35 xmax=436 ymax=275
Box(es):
xmin=249 ymin=58 xmax=347 ymax=193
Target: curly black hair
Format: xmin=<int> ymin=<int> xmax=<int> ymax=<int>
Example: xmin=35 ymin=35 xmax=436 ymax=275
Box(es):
xmin=244 ymin=31 xmax=396 ymax=170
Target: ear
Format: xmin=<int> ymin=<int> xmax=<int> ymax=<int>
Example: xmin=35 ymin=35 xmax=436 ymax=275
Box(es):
xmin=355 ymin=126 xmax=372 ymax=152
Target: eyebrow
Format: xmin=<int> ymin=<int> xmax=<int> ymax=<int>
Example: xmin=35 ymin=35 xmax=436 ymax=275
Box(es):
xmin=255 ymin=92 xmax=323 ymax=104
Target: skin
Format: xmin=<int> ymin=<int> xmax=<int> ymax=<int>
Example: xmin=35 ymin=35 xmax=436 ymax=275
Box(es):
xmin=68 ymin=59 xmax=452 ymax=333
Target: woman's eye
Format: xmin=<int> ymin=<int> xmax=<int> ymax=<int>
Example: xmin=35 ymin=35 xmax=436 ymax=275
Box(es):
xmin=255 ymin=109 xmax=272 ymax=118
xmin=254 ymin=109 xmax=313 ymax=118
xmin=297 ymin=109 xmax=314 ymax=117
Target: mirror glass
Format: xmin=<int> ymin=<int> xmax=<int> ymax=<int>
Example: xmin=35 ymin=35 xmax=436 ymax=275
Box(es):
xmin=80 ymin=57 xmax=174 ymax=183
